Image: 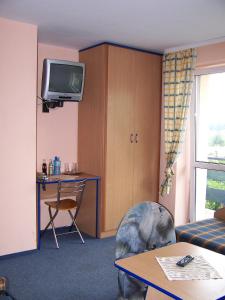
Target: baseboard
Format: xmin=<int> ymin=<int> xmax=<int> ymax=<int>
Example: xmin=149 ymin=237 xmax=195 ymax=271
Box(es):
xmin=0 ymin=248 xmax=37 ymax=260
xmin=100 ymin=229 xmax=116 ymax=238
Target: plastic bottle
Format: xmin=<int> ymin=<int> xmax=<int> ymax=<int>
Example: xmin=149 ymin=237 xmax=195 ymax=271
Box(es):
xmin=48 ymin=159 xmax=53 ymax=176
xmin=53 ymin=156 xmax=61 ymax=175
xmin=42 ymin=159 xmax=47 ymax=175
xmin=57 ymin=157 xmax=61 ymax=175
xmin=53 ymin=156 xmax=57 ymax=175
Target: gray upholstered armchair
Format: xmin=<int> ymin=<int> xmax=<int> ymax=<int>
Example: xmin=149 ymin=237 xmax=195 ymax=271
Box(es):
xmin=115 ymin=202 xmax=176 ymax=300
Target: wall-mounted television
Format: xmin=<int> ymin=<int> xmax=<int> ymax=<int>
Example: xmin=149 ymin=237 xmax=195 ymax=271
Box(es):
xmin=41 ymin=59 xmax=85 ymax=102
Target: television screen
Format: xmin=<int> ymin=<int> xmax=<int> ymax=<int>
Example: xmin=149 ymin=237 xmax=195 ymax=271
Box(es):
xmin=41 ymin=59 xmax=85 ymax=102
xmin=49 ymin=64 xmax=83 ymax=94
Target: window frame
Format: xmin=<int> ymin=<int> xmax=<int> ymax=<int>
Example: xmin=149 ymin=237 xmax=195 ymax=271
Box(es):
xmin=190 ymin=66 xmax=225 ymax=222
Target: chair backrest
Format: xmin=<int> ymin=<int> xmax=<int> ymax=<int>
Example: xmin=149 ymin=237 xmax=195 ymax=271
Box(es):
xmin=57 ymin=179 xmax=86 ymax=215
xmin=115 ymin=202 xmax=176 ymax=300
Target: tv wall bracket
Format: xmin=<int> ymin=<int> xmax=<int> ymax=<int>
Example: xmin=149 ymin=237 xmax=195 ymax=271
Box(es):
xmin=42 ymin=100 xmax=64 ymax=113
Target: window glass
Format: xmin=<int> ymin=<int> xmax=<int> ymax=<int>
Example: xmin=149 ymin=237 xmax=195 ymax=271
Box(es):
xmin=193 ymin=71 xmax=225 ymax=221
xmin=196 ymin=73 xmax=225 ymax=164
xmin=195 ymin=168 xmax=225 ymax=220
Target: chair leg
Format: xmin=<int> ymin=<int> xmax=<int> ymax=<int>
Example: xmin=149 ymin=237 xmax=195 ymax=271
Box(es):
xmin=49 ymin=207 xmax=59 ymax=249
xmin=68 ymin=210 xmax=85 ymax=244
xmin=41 ymin=209 xmax=58 ymax=237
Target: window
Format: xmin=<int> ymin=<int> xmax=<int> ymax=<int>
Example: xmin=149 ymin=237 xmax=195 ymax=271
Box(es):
xmin=191 ymin=69 xmax=225 ymax=221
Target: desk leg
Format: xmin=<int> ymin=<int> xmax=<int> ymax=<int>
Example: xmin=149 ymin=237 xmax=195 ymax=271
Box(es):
xmin=37 ymin=183 xmax=41 ymax=250
xmin=96 ymin=179 xmax=99 ymax=238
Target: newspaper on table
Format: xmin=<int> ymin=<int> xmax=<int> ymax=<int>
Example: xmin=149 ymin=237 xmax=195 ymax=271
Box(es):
xmin=156 ymin=256 xmax=222 ymax=281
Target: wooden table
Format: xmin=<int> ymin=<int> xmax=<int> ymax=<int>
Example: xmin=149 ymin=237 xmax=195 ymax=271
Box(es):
xmin=115 ymin=242 xmax=225 ymax=300
xmin=36 ymin=173 xmax=100 ymax=249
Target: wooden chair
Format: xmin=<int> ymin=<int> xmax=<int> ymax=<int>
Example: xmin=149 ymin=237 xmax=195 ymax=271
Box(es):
xmin=42 ymin=179 xmax=86 ymax=248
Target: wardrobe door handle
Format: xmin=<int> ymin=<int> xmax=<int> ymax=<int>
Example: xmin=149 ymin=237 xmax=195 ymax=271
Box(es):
xmin=135 ymin=133 xmax=138 ymax=143
xmin=130 ymin=133 xmax=134 ymax=143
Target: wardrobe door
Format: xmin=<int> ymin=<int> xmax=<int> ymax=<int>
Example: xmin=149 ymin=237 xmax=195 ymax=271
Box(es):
xmin=132 ymin=52 xmax=162 ymax=205
xmin=104 ymin=46 xmax=136 ymax=231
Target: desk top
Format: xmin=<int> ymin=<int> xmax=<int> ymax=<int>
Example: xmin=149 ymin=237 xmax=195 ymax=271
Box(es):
xmin=37 ymin=172 xmax=100 ymax=183
xmin=115 ymin=242 xmax=225 ymax=300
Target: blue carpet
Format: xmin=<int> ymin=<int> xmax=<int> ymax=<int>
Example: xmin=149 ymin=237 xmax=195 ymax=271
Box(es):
xmin=0 ymin=230 xmax=118 ymax=300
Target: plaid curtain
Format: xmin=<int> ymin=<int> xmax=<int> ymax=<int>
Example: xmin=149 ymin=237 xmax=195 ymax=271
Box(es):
xmin=160 ymin=48 xmax=197 ymax=196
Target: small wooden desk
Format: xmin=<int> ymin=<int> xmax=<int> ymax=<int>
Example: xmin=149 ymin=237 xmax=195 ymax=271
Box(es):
xmin=115 ymin=242 xmax=225 ymax=300
xmin=36 ymin=173 xmax=100 ymax=249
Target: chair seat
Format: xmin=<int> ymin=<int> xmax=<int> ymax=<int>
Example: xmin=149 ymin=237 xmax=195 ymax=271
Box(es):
xmin=45 ymin=199 xmax=77 ymax=210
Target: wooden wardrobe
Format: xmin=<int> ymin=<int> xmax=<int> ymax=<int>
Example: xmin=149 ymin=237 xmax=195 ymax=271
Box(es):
xmin=78 ymin=43 xmax=162 ymax=237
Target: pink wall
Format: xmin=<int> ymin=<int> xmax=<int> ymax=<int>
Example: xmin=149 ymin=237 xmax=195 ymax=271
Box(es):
xmin=2 ymin=17 xmax=224 ymax=253
xmin=0 ymin=18 xmax=37 ymax=255
xmin=159 ymin=41 xmax=225 ymax=225
xmin=37 ymin=43 xmax=79 ymax=172
xmin=37 ymin=43 xmax=79 ymax=229
xmin=197 ymin=41 xmax=225 ymax=68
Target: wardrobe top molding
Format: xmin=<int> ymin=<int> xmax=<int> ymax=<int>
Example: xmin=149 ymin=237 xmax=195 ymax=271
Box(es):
xmin=79 ymin=42 xmax=163 ymax=56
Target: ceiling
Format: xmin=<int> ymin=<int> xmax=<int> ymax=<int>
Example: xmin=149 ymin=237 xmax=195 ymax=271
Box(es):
xmin=0 ymin=0 xmax=225 ymax=53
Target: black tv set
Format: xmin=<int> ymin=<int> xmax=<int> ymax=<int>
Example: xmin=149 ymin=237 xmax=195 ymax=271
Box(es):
xmin=41 ymin=59 xmax=85 ymax=104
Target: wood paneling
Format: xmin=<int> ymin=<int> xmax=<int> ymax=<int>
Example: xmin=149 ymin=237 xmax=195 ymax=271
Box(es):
xmin=132 ymin=52 xmax=162 ymax=205
xmin=105 ymin=46 xmax=136 ymax=230
xmin=100 ymin=229 xmax=117 ymax=238
xmin=76 ymin=180 xmax=96 ymax=236
xmin=146 ymin=288 xmax=171 ymax=300
xmin=78 ymin=44 xmax=162 ymax=237
xmin=79 ymin=45 xmax=108 ymax=234
xmin=116 ymin=242 xmax=225 ymax=300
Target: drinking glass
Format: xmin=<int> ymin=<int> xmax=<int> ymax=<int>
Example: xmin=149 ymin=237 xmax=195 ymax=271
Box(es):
xmin=64 ymin=162 xmax=70 ymax=174
xmin=71 ymin=162 xmax=78 ymax=174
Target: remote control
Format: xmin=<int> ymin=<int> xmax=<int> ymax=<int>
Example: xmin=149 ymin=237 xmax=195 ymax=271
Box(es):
xmin=176 ymin=255 xmax=194 ymax=267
